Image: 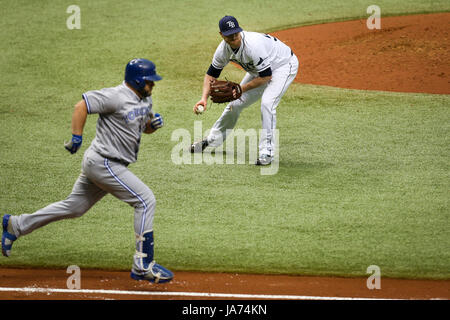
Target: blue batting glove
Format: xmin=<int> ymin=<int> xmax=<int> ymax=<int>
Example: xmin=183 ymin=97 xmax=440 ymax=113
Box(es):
xmin=150 ymin=113 xmax=164 ymax=130
xmin=64 ymin=134 xmax=83 ymax=154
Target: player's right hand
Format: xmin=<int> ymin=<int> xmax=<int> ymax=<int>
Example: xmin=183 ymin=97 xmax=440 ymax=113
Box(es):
xmin=193 ymin=100 xmax=207 ymax=114
xmin=64 ymin=134 xmax=83 ymax=154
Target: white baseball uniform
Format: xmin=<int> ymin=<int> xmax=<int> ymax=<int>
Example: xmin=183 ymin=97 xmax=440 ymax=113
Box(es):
xmin=207 ymin=31 xmax=299 ymax=158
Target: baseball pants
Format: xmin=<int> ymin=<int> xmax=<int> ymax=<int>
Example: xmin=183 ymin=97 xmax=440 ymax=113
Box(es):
xmin=9 ymin=148 xmax=156 ymax=270
xmin=207 ymin=54 xmax=299 ymax=157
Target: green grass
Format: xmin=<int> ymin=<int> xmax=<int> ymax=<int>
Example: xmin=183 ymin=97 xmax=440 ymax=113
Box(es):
xmin=0 ymin=0 xmax=449 ymax=279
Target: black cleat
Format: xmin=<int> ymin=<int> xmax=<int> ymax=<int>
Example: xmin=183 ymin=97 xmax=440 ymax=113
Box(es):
xmin=255 ymin=155 xmax=273 ymax=166
xmin=190 ymin=139 xmax=209 ymax=153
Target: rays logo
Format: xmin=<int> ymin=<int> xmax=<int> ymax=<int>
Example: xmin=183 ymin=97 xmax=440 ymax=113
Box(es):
xmin=226 ymin=21 xmax=235 ymax=28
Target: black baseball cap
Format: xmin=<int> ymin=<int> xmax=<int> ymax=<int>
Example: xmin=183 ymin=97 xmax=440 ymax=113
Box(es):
xmin=219 ymin=16 xmax=243 ymax=36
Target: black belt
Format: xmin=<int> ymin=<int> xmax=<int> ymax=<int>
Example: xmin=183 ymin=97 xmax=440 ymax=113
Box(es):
xmin=291 ymin=50 xmax=293 ymax=56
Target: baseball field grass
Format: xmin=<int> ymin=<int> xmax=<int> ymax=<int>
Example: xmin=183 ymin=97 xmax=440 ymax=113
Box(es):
xmin=0 ymin=0 xmax=449 ymax=280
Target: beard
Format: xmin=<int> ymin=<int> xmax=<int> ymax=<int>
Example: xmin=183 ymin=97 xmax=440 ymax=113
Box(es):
xmin=140 ymin=88 xmax=151 ymax=98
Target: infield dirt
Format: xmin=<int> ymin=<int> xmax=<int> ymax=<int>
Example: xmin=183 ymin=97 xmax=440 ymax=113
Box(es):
xmin=272 ymin=12 xmax=450 ymax=94
xmin=0 ymin=267 xmax=449 ymax=300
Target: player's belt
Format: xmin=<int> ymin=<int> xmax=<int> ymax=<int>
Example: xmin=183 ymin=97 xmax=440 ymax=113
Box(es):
xmin=291 ymin=50 xmax=293 ymax=56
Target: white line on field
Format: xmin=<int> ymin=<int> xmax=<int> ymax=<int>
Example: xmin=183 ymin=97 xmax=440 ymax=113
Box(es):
xmin=0 ymin=287 xmax=398 ymax=300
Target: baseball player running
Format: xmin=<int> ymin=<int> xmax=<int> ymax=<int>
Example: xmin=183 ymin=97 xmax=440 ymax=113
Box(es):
xmin=191 ymin=15 xmax=299 ymax=165
xmin=1 ymin=58 xmax=173 ymax=284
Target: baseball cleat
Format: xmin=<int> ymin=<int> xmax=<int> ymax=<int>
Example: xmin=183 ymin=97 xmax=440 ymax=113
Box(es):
xmin=130 ymin=261 xmax=174 ymax=283
xmin=190 ymin=139 xmax=209 ymax=153
xmin=255 ymin=155 xmax=273 ymax=166
xmin=2 ymin=214 xmax=17 ymax=257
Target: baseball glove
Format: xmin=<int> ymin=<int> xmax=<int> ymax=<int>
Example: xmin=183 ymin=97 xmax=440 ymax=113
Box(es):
xmin=209 ymin=80 xmax=242 ymax=103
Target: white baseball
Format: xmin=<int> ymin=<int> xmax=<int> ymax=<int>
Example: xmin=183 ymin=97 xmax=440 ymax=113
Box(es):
xmin=197 ymin=105 xmax=204 ymax=114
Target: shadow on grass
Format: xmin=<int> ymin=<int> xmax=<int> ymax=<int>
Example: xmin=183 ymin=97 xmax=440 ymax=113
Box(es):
xmin=189 ymin=150 xmax=334 ymax=178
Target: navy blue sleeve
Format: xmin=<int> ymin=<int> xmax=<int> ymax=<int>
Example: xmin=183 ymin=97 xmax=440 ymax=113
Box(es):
xmin=207 ymin=64 xmax=223 ymax=78
xmin=258 ymin=67 xmax=272 ymax=78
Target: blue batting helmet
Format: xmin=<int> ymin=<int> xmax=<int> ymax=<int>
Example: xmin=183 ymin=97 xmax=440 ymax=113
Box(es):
xmin=125 ymin=58 xmax=162 ymax=92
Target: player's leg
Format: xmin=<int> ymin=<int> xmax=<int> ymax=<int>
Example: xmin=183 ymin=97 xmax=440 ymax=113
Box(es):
xmin=10 ymin=173 xmax=106 ymax=237
xmin=258 ymin=57 xmax=299 ymax=162
xmin=96 ymin=158 xmax=173 ymax=283
xmin=206 ymin=73 xmax=266 ymax=148
xmin=3 ymin=173 xmax=106 ymax=256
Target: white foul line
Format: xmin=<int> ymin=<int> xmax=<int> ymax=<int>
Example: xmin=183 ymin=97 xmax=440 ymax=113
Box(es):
xmin=0 ymin=287 xmax=397 ymax=300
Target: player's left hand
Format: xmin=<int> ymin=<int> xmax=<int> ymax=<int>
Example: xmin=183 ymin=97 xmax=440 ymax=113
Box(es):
xmin=64 ymin=134 xmax=83 ymax=154
xmin=150 ymin=113 xmax=164 ymax=130
xmin=209 ymin=80 xmax=242 ymax=103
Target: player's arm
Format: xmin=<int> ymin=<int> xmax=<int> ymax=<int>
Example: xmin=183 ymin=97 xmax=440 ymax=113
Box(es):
xmin=64 ymin=99 xmax=88 ymax=154
xmin=201 ymin=72 xmax=217 ymax=102
xmin=193 ymin=43 xmax=229 ymax=113
xmin=241 ymin=68 xmax=272 ymax=93
xmin=143 ymin=120 xmax=156 ymax=134
xmin=71 ymin=99 xmax=88 ymax=136
xmin=143 ymin=113 xmax=164 ymax=134
xmin=193 ymin=65 xmax=222 ymax=114
xmin=143 ymin=125 xmax=156 ymax=134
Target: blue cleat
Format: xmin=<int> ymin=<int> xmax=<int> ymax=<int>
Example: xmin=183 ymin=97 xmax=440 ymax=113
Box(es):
xmin=130 ymin=261 xmax=174 ymax=283
xmin=2 ymin=215 xmax=17 ymax=257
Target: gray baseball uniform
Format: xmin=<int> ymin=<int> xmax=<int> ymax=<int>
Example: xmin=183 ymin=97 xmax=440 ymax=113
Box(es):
xmin=9 ymin=81 xmax=157 ymax=273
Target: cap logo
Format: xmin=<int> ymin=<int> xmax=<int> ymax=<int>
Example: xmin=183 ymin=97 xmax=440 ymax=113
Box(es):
xmin=226 ymin=21 xmax=235 ymax=28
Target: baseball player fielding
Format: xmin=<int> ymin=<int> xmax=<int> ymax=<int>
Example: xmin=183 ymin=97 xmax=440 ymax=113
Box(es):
xmin=190 ymin=15 xmax=299 ymax=166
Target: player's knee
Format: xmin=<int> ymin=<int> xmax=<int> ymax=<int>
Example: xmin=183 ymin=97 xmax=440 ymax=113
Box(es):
xmin=135 ymin=189 xmax=156 ymax=211
xmin=261 ymin=100 xmax=277 ymax=114
xmin=66 ymin=206 xmax=88 ymax=219
xmin=71 ymin=210 xmax=85 ymax=218
xmin=145 ymin=191 xmax=156 ymax=209
xmin=60 ymin=197 xmax=90 ymax=218
xmin=70 ymin=201 xmax=91 ymax=217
